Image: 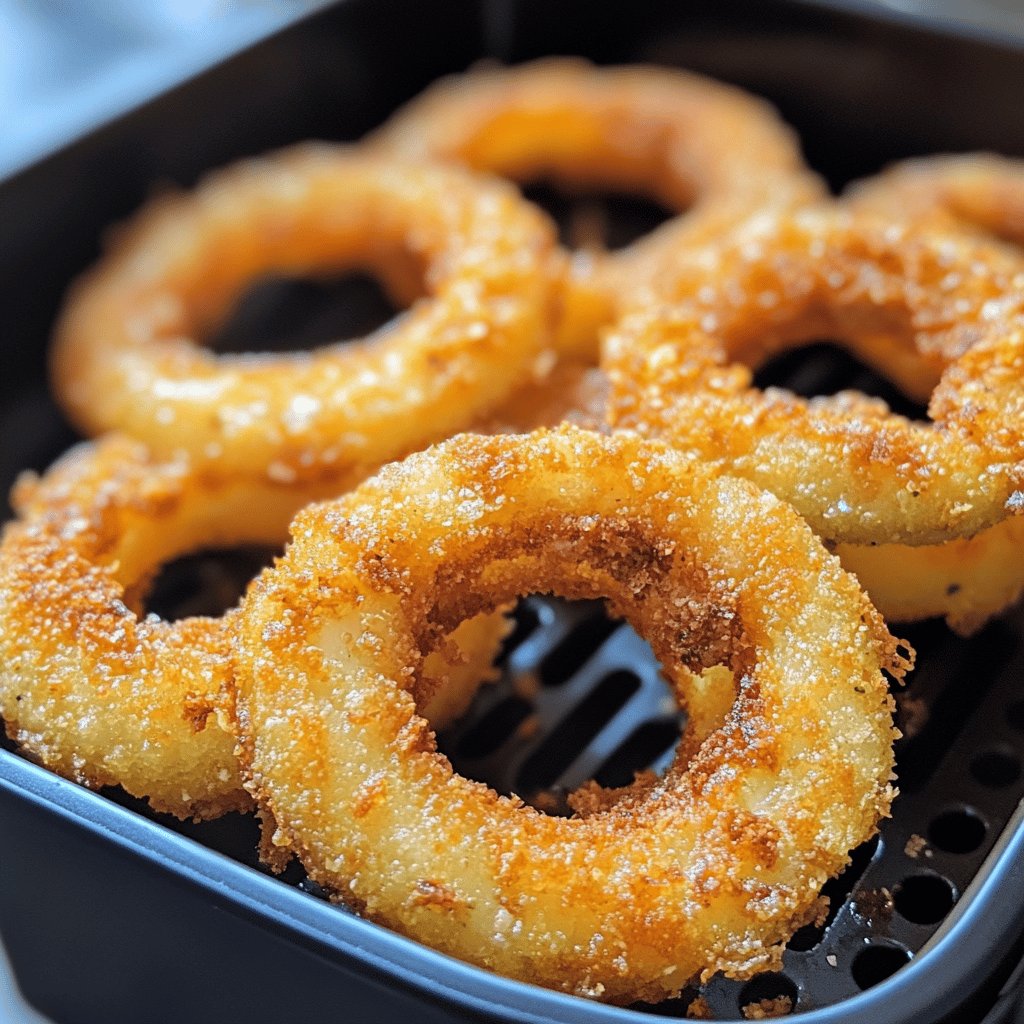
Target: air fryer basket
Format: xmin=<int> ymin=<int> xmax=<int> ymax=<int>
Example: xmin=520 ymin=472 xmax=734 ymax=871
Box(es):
xmin=1 ymin=2 xmax=1024 ymax=1022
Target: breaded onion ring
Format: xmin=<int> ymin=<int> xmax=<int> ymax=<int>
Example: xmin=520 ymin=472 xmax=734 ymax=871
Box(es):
xmin=50 ymin=146 xmax=557 ymax=485
xmin=371 ymin=59 xmax=824 ymax=360
xmin=836 ymin=516 xmax=1024 ymax=636
xmin=846 ymin=153 xmax=1024 ymax=247
xmin=232 ymin=426 xmax=905 ymax=1005
xmin=0 ymin=437 xmax=508 ymax=819
xmin=606 ymin=208 xmax=1024 ymax=546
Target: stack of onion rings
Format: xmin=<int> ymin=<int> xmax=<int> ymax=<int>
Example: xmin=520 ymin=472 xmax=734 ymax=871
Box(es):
xmin=232 ymin=426 xmax=906 ymax=1005
xmin=0 ymin=436 xmax=511 ymax=819
xmin=371 ymin=59 xmax=824 ymax=360
xmin=25 ymin=58 xmax=1024 ymax=1007
xmin=834 ymin=155 xmax=1024 ymax=631
xmin=605 ymin=207 xmax=1024 ymax=628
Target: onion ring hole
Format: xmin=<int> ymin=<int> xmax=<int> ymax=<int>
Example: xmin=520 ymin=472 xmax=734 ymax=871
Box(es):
xmin=753 ymin=341 xmax=929 ymax=423
xmin=140 ymin=545 xmax=280 ymax=622
xmin=438 ymin=597 xmax=715 ymax=816
xmin=207 ymin=271 xmax=408 ymax=357
xmin=51 ymin=149 xmax=557 ymax=485
xmin=232 ymin=426 xmax=903 ymax=1003
xmin=519 ymin=181 xmax=676 ymax=253
xmin=0 ymin=434 xmax=513 ymax=820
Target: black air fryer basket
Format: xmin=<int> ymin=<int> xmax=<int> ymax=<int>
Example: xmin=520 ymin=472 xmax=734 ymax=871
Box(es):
xmin=2 ymin=3 xmax=1024 ymax=1022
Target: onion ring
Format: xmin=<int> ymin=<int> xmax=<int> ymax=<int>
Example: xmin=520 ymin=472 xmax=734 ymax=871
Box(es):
xmin=835 ymin=516 xmax=1024 ymax=636
xmin=845 ymin=153 xmax=1024 ymax=247
xmin=605 ymin=208 xmax=1024 ymax=546
xmin=50 ymin=145 xmax=557 ymax=485
xmin=0 ymin=436 xmax=508 ymax=819
xmin=370 ymin=59 xmax=824 ymax=360
xmin=232 ymin=426 xmax=905 ymax=1004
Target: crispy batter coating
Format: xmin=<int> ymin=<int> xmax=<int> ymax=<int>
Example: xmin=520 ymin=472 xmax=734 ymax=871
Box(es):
xmin=606 ymin=208 xmax=1024 ymax=546
xmin=835 ymin=156 xmax=1024 ymax=629
xmin=371 ymin=59 xmax=824 ymax=360
xmin=0 ymin=437 xmax=291 ymax=818
xmin=846 ymin=153 xmax=1024 ymax=247
xmin=232 ymin=427 xmax=904 ymax=1004
xmin=836 ymin=515 xmax=1024 ymax=635
xmin=51 ymin=146 xmax=558 ymax=486
xmin=0 ymin=436 xmax=506 ymax=818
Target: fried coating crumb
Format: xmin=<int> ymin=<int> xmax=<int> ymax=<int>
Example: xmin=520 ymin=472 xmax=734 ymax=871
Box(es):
xmin=896 ymin=692 xmax=929 ymax=741
xmin=687 ymin=994 xmax=714 ymax=1019
xmin=904 ymin=834 xmax=932 ymax=859
xmin=854 ymin=887 xmax=894 ymax=923
xmin=742 ymin=995 xmax=793 ymax=1019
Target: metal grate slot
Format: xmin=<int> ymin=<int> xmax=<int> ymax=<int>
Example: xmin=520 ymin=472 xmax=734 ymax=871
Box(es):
xmin=787 ymin=836 xmax=880 ymax=952
xmin=516 ymin=669 xmax=641 ymax=797
xmin=593 ymin=719 xmax=679 ymax=789
xmin=896 ymin=620 xmax=1017 ymax=793
xmin=454 ymin=696 xmax=534 ymax=760
xmin=538 ymin=607 xmax=622 ymax=687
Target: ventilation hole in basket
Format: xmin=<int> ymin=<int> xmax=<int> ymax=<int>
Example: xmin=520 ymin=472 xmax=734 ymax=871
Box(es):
xmin=737 ymin=972 xmax=799 ymax=1017
xmin=851 ymin=943 xmax=911 ymax=990
xmin=971 ymin=749 xmax=1021 ymax=788
xmin=517 ymin=670 xmax=641 ymax=796
xmin=593 ymin=719 xmax=680 ymax=789
xmin=454 ymin=696 xmax=533 ymax=760
xmin=142 ymin=545 xmax=278 ymax=621
xmin=520 ymin=181 xmax=675 ymax=252
xmin=209 ymin=272 xmax=407 ymax=355
xmin=928 ymin=808 xmax=987 ymax=854
xmin=495 ymin=600 xmax=542 ymax=666
xmin=538 ymin=609 xmax=620 ymax=687
xmin=1007 ymin=699 xmax=1024 ymax=731
xmin=786 ymin=835 xmax=880 ymax=951
xmin=892 ymin=872 xmax=956 ymax=925
xmin=753 ymin=341 xmax=928 ymax=421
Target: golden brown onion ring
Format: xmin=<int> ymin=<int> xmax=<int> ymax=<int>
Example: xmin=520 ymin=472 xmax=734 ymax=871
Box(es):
xmin=837 ymin=515 xmax=1024 ymax=636
xmin=232 ymin=426 xmax=905 ymax=1004
xmin=845 ymin=153 xmax=1024 ymax=247
xmin=0 ymin=436 xmax=507 ymax=819
xmin=51 ymin=146 xmax=557 ymax=486
xmin=370 ymin=59 xmax=824 ymax=360
xmin=606 ymin=208 xmax=1024 ymax=547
